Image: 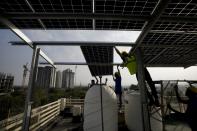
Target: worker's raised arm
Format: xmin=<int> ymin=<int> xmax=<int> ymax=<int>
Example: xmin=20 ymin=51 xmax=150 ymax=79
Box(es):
xmin=114 ymin=47 xmax=122 ymax=58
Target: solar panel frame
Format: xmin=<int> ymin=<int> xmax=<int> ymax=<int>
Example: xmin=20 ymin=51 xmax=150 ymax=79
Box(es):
xmin=0 ymin=0 xmax=197 ymax=68
xmin=80 ymin=46 xmax=113 ymax=76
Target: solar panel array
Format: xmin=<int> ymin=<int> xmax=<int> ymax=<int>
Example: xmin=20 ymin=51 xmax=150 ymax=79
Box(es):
xmin=0 ymin=0 xmax=197 ymax=75
xmin=81 ymin=46 xmax=113 ymax=76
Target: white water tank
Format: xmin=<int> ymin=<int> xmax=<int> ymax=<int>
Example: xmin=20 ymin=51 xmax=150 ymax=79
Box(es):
xmin=124 ymin=91 xmax=162 ymax=131
xmin=72 ymin=105 xmax=82 ymax=116
xmin=83 ymin=85 xmax=118 ymax=131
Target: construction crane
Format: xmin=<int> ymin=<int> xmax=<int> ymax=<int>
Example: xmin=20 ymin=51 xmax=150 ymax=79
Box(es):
xmin=22 ymin=63 xmax=29 ymax=88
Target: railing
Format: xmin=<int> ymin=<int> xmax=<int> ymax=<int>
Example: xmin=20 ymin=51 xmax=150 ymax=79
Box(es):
xmin=1 ymin=97 xmax=182 ymax=130
xmin=0 ymin=98 xmax=85 ymax=131
xmin=0 ymin=99 xmax=61 ymax=131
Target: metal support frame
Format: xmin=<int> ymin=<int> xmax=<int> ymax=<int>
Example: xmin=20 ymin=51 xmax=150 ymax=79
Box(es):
xmin=40 ymin=62 xmax=122 ymax=66
xmin=11 ymin=41 xmax=135 ymax=46
xmin=2 ymin=13 xmax=197 ymax=23
xmin=160 ymin=81 xmax=165 ymax=131
xmin=11 ymin=41 xmax=197 ymax=49
xmin=130 ymin=0 xmax=171 ymax=54
xmin=24 ymin=0 xmax=46 ymax=29
xmin=0 ymin=15 xmax=55 ymax=67
xmin=136 ymin=48 xmax=151 ymax=131
xmin=22 ymin=46 xmax=40 ymax=131
xmin=99 ymin=76 xmax=104 ymax=131
xmin=38 ymin=62 xmax=186 ymax=67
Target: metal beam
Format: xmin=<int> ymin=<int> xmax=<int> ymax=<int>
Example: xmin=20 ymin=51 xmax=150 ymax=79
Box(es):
xmin=1 ymin=12 xmax=149 ymax=21
xmin=136 ymin=48 xmax=151 ymax=131
xmin=149 ymin=30 xmax=197 ymax=35
xmin=130 ymin=0 xmax=171 ymax=54
xmin=10 ymin=41 xmax=197 ymax=49
xmin=11 ymin=41 xmax=136 ymax=46
xmin=39 ymin=62 xmax=186 ymax=67
xmin=2 ymin=12 xmax=197 ymax=23
xmin=23 ymin=46 xmax=40 ymax=131
xmin=40 ymin=62 xmax=122 ymax=66
xmin=0 ymin=15 xmax=55 ymax=67
xmin=24 ymin=0 xmax=46 ymax=29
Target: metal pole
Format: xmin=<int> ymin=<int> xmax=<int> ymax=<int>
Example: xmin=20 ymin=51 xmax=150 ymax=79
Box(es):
xmin=99 ymin=76 xmax=104 ymax=131
xmin=160 ymin=81 xmax=165 ymax=131
xmin=136 ymin=48 xmax=151 ymax=131
xmin=22 ymin=46 xmax=40 ymax=131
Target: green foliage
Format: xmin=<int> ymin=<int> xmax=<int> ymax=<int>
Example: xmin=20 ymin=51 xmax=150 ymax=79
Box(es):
xmin=64 ymin=87 xmax=88 ymax=99
xmin=32 ymin=87 xmax=48 ymax=107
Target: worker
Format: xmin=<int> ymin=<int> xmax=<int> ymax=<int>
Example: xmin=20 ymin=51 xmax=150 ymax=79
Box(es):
xmin=113 ymin=65 xmax=122 ymax=110
xmin=172 ymin=85 xmax=197 ymax=131
xmin=114 ymin=47 xmax=160 ymax=106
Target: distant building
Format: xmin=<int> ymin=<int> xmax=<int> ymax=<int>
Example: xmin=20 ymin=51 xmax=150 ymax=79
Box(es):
xmin=62 ymin=69 xmax=75 ymax=88
xmin=55 ymin=71 xmax=62 ymax=88
xmin=36 ymin=66 xmax=56 ymax=88
xmin=0 ymin=72 xmax=14 ymax=89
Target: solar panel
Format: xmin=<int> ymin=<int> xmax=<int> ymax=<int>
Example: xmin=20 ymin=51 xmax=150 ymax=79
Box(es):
xmin=95 ymin=0 xmax=158 ymax=15
xmin=41 ymin=19 xmax=92 ymax=29
xmin=152 ymin=22 xmax=196 ymax=31
xmin=143 ymin=47 xmax=194 ymax=65
xmin=0 ymin=0 xmax=32 ymax=13
xmin=81 ymin=46 xmax=113 ymax=76
xmin=95 ymin=20 xmax=145 ymax=30
xmin=163 ymin=0 xmax=197 ymax=16
xmin=0 ymin=0 xmax=197 ymax=68
xmin=28 ymin=0 xmax=92 ymax=13
xmin=0 ymin=0 xmax=92 ymax=13
xmin=10 ymin=19 xmax=43 ymax=29
xmin=142 ymin=33 xmax=182 ymax=45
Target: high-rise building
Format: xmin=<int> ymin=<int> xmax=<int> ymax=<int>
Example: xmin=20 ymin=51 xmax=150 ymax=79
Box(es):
xmin=62 ymin=69 xmax=75 ymax=88
xmin=36 ymin=66 xmax=56 ymax=88
xmin=55 ymin=71 xmax=62 ymax=88
xmin=0 ymin=72 xmax=14 ymax=89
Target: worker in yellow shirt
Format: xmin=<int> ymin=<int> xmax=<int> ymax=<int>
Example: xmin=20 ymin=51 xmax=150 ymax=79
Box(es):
xmin=114 ymin=47 xmax=160 ymax=106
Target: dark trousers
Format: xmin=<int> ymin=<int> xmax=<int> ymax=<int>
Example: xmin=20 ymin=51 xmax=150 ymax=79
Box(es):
xmin=136 ymin=68 xmax=158 ymax=102
xmin=116 ymin=93 xmax=122 ymax=109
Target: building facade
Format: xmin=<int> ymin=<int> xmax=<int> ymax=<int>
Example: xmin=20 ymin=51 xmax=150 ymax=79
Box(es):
xmin=55 ymin=71 xmax=62 ymax=88
xmin=62 ymin=69 xmax=75 ymax=88
xmin=36 ymin=66 xmax=56 ymax=88
xmin=0 ymin=73 xmax=14 ymax=90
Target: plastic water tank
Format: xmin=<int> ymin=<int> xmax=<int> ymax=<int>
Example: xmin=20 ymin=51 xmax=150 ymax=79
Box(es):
xmin=83 ymin=85 xmax=118 ymax=131
xmin=124 ymin=91 xmax=162 ymax=131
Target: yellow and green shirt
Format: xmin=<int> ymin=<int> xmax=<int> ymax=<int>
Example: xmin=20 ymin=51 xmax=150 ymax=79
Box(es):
xmin=123 ymin=55 xmax=137 ymax=75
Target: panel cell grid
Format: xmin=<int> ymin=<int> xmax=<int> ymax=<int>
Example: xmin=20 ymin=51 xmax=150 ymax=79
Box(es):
xmin=142 ymin=33 xmax=182 ymax=45
xmin=163 ymin=0 xmax=197 ymax=16
xmin=81 ymin=46 xmax=113 ymax=76
xmin=10 ymin=19 xmax=43 ymax=29
xmin=95 ymin=0 xmax=158 ymax=15
xmin=176 ymin=34 xmax=197 ymax=45
xmin=0 ymin=0 xmax=32 ymax=12
xmin=152 ymin=22 xmax=196 ymax=31
xmin=95 ymin=20 xmax=145 ymax=30
xmin=28 ymin=0 xmax=92 ymax=13
xmin=41 ymin=19 xmax=93 ymax=29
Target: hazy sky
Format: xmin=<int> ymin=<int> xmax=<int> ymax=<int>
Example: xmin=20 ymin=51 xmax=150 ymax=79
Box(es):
xmin=0 ymin=29 xmax=197 ymax=87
